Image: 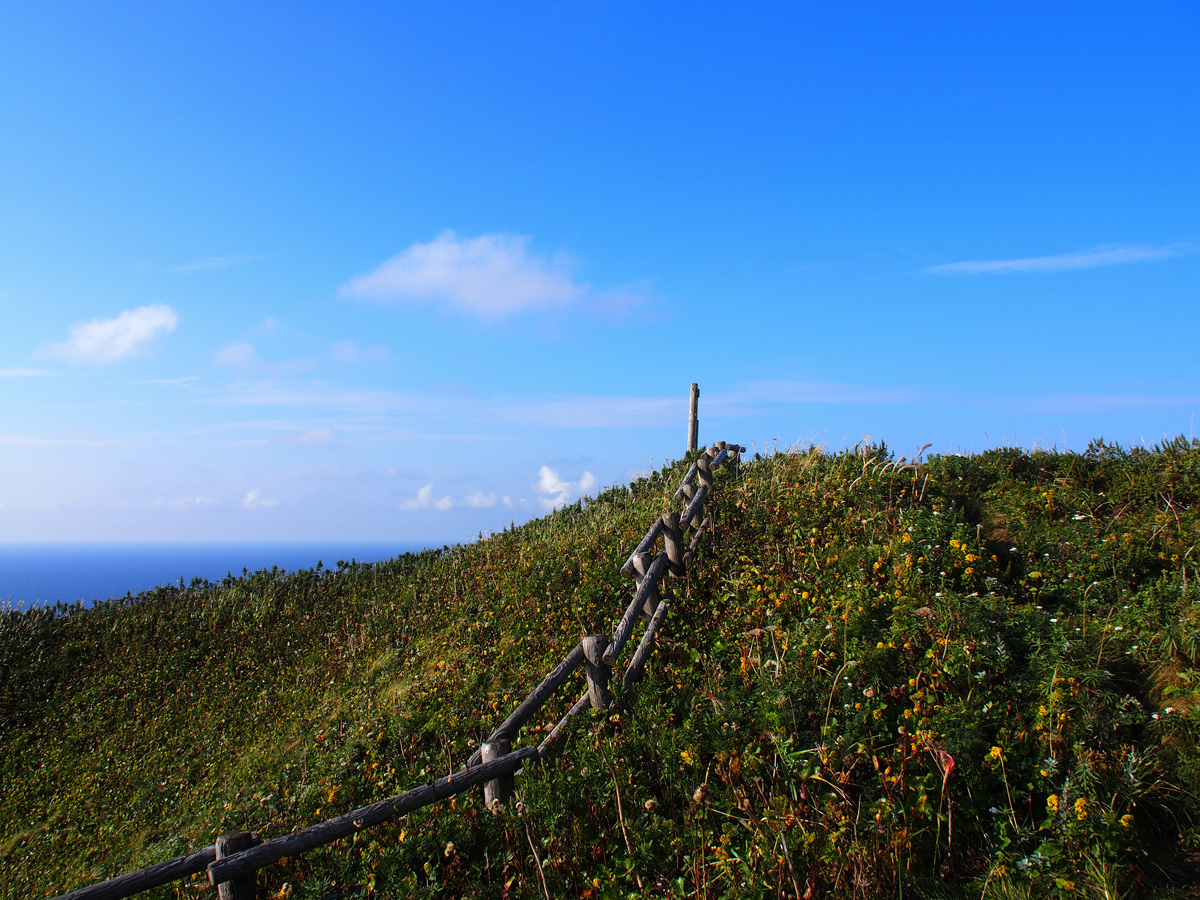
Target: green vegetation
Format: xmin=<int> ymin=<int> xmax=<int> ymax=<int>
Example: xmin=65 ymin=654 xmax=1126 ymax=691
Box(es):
xmin=5 ymin=440 xmax=1200 ymax=899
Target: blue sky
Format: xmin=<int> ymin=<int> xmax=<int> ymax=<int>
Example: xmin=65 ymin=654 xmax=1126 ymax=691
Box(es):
xmin=1 ymin=2 xmax=1197 ymax=544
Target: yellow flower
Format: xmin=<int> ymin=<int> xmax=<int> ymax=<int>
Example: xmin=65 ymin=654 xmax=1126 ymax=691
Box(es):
xmin=1046 ymin=795 xmax=1058 ymax=813
xmin=877 ymin=641 xmax=885 ymax=649
xmin=680 ymin=749 xmax=695 ymax=767
xmin=1074 ymin=797 xmax=1088 ymax=820
xmin=988 ymin=746 xmax=1003 ymax=761
xmin=1120 ymin=813 xmax=1134 ymax=828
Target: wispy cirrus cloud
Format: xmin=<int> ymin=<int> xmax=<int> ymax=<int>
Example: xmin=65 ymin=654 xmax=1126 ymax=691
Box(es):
xmin=1000 ymin=392 xmax=1200 ymax=414
xmin=46 ymin=305 xmax=177 ymax=364
xmin=925 ymin=243 xmax=1189 ymax=275
xmin=211 ymin=378 xmax=918 ymax=431
xmin=340 ymin=230 xmax=645 ymax=320
xmin=213 ymin=341 xmax=314 ymax=376
xmin=330 ymin=339 xmax=390 ymax=364
xmin=155 ymin=495 xmax=214 ymax=512
xmin=168 ymin=255 xmax=257 ymax=274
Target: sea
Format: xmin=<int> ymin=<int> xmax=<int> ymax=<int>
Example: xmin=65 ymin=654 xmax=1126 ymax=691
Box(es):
xmin=0 ymin=542 xmax=428 ymax=609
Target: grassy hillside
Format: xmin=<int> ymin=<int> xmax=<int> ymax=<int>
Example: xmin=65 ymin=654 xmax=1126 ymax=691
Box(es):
xmin=4 ymin=441 xmax=1200 ymax=900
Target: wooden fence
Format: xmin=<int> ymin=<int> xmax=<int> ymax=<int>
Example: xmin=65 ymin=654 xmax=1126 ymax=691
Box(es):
xmin=52 ymin=441 xmax=744 ymax=900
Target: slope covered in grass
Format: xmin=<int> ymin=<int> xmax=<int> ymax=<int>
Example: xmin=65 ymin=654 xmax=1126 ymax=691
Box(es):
xmin=5 ymin=441 xmax=1200 ymax=900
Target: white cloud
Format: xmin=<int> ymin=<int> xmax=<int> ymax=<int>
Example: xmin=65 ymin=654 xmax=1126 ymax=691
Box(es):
xmin=0 ymin=368 xmax=53 ymax=377
xmin=462 ymin=490 xmax=498 ymax=508
xmin=925 ymin=243 xmax=1188 ymax=275
xmin=401 ymin=483 xmax=453 ymax=511
xmin=340 ymin=230 xmax=587 ymax=318
xmin=242 ymin=489 xmax=279 ymax=510
xmin=47 ymin=305 xmax=177 ymax=364
xmin=536 ymin=466 xmax=597 ymax=510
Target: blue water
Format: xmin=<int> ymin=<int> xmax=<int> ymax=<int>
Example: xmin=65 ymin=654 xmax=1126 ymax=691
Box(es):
xmin=0 ymin=543 xmax=428 ymax=608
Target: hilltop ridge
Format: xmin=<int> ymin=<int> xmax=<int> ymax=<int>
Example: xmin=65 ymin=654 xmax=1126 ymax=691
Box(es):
xmin=5 ymin=441 xmax=1200 ymax=899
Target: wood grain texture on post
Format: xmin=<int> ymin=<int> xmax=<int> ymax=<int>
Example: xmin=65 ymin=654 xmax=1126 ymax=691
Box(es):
xmin=49 ymin=846 xmax=218 ymax=900
xmin=630 ymin=551 xmax=661 ymax=623
xmin=620 ymin=519 xmax=664 ymax=578
xmin=682 ymin=482 xmax=709 ymax=527
xmin=688 ymin=383 xmax=699 ymax=453
xmin=683 ymin=515 xmax=712 ymax=566
xmin=481 ymin=739 xmax=514 ymax=810
xmin=661 ymin=512 xmax=685 ymax=577
xmin=605 ymin=552 xmax=668 ymax=665
xmin=208 ymin=749 xmax=540 ymax=884
xmin=624 ymin=600 xmax=670 ymax=688
xmin=215 ymin=832 xmax=259 ymax=900
xmin=581 ymin=634 xmax=612 ymax=709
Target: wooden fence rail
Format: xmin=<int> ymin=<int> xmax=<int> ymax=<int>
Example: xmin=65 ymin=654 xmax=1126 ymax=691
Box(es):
xmin=51 ymin=441 xmax=744 ymax=900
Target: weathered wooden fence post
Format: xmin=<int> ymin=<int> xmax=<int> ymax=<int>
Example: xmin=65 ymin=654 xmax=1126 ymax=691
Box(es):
xmin=629 ymin=551 xmax=661 ymax=624
xmin=581 ymin=635 xmax=612 ymax=709
xmin=214 ymin=832 xmax=258 ymax=900
xmin=688 ymin=383 xmax=699 ymax=453
xmin=661 ymin=512 xmax=685 ymax=577
xmin=481 ymin=739 xmax=514 ymax=810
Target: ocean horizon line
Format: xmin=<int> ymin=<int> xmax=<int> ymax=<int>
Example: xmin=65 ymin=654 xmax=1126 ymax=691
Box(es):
xmin=0 ymin=541 xmax=432 ymax=608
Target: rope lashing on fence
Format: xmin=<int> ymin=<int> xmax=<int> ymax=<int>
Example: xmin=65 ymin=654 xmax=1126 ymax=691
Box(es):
xmin=50 ymin=441 xmax=744 ymax=900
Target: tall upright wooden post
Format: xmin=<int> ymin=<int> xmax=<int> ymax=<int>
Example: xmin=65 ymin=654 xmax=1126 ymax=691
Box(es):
xmin=214 ymin=832 xmax=257 ymax=900
xmin=688 ymin=383 xmax=699 ymax=454
xmin=581 ymin=634 xmax=612 ymax=709
xmin=481 ymin=739 xmax=514 ymax=810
